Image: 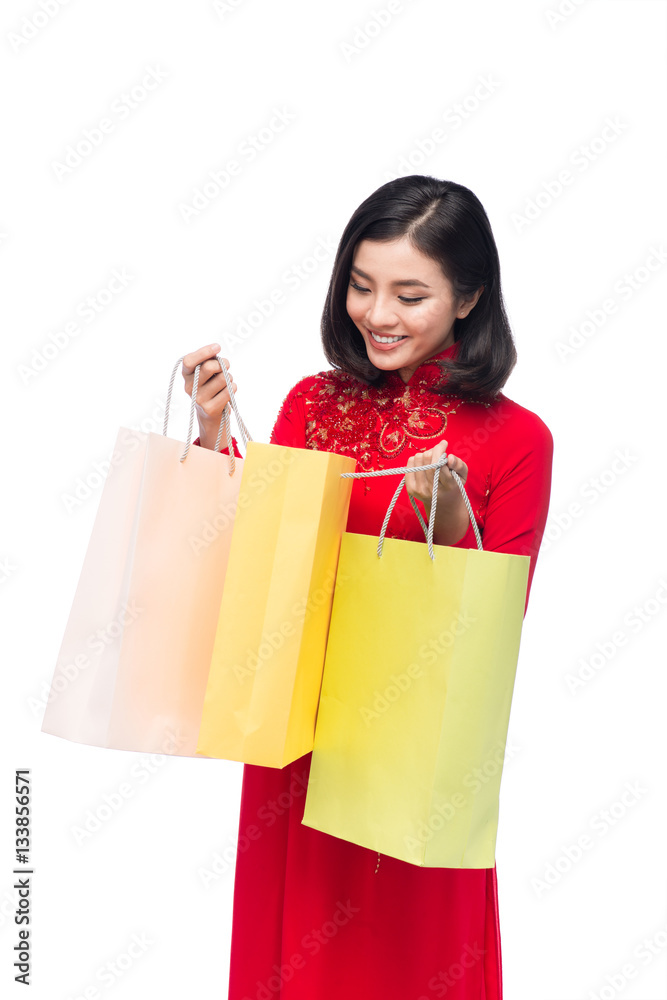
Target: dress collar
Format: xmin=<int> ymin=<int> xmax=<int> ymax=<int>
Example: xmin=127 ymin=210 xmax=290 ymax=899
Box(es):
xmin=384 ymin=339 xmax=460 ymax=392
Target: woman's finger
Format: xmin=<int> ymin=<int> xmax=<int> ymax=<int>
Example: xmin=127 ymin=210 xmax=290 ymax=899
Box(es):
xmin=419 ymin=451 xmax=432 ymax=498
xmin=193 ymin=363 xmax=233 ymax=400
xmin=405 ymin=456 xmax=417 ymax=497
xmin=196 ymin=380 xmax=237 ymax=419
xmin=405 ymin=451 xmax=427 ymax=497
xmin=183 ymin=353 xmax=233 ymax=404
xmin=444 ymin=453 xmax=468 ymax=485
xmin=181 ymin=344 xmax=225 ymax=378
xmin=426 ymin=440 xmax=447 ymax=494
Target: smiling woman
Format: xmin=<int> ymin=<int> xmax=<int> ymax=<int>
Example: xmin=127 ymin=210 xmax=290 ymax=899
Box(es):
xmin=320 ymin=175 xmax=517 ymax=402
xmin=185 ymin=173 xmax=554 ymax=1000
xmin=345 ymin=239 xmax=483 ymax=377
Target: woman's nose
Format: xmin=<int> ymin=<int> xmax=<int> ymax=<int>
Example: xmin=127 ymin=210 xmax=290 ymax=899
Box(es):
xmin=365 ymin=296 xmax=398 ymax=330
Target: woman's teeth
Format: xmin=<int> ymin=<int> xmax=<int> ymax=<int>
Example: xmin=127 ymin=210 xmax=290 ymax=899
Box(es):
xmin=370 ymin=332 xmax=405 ymax=344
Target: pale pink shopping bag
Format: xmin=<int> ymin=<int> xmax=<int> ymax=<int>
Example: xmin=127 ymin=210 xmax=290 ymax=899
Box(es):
xmin=41 ymin=355 xmax=250 ymax=756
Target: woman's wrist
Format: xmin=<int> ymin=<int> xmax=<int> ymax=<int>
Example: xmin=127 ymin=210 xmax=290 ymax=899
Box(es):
xmin=423 ymin=489 xmax=470 ymax=547
xmin=197 ymin=419 xmax=221 ymax=451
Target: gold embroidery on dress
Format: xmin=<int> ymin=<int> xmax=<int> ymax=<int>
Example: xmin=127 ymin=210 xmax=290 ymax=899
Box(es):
xmin=298 ymin=372 xmax=466 ymax=472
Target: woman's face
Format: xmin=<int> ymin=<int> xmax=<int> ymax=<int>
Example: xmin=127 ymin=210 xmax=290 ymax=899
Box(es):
xmin=345 ymin=237 xmax=483 ymax=383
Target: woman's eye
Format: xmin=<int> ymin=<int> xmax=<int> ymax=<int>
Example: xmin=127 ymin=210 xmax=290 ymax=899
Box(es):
xmin=350 ymin=281 xmax=424 ymax=304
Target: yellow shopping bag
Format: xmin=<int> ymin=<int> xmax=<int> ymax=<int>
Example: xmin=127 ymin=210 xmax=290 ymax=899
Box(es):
xmin=302 ymin=457 xmax=530 ymax=867
xmin=196 ymin=442 xmax=356 ymax=768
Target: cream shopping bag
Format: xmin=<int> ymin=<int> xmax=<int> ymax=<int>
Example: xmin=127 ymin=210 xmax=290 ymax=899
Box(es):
xmin=41 ymin=355 xmax=250 ymax=756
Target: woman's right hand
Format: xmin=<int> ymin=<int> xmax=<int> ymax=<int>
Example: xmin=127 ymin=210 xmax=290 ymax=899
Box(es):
xmin=181 ymin=344 xmax=237 ymax=451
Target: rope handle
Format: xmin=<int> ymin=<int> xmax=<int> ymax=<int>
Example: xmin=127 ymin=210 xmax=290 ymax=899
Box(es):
xmin=212 ymin=354 xmax=253 ymax=453
xmin=341 ymin=455 xmax=483 ymax=560
xmin=163 ymin=355 xmax=253 ymax=470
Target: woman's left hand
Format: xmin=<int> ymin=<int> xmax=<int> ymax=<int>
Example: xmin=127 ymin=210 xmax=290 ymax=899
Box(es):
xmin=405 ymin=439 xmax=470 ymax=546
xmin=405 ymin=439 xmax=468 ymax=503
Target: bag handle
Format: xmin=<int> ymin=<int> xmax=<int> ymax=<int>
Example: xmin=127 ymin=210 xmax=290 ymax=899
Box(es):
xmin=162 ymin=355 xmax=253 ymax=470
xmin=341 ymin=455 xmax=483 ymax=561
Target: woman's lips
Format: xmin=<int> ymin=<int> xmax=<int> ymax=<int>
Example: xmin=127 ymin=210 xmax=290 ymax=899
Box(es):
xmin=367 ymin=328 xmax=408 ymax=351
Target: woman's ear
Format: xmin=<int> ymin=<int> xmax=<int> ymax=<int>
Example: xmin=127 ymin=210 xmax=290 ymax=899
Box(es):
xmin=458 ymin=285 xmax=484 ymax=319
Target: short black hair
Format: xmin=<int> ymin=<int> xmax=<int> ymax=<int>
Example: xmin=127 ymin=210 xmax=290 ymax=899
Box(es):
xmin=320 ymin=175 xmax=517 ymax=401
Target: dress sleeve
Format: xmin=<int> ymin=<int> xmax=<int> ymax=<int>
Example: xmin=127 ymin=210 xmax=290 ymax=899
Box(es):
xmin=455 ymin=407 xmax=554 ymax=616
xmin=192 ymin=434 xmax=244 ymax=457
xmin=194 ymin=380 xmax=310 ymax=452
xmin=269 ymin=383 xmax=308 ymax=448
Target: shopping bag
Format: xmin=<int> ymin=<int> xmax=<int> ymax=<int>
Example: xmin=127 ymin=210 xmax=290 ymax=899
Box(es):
xmin=41 ymin=355 xmax=250 ymax=756
xmin=302 ymin=456 xmax=530 ymax=867
xmin=195 ymin=442 xmax=356 ymax=768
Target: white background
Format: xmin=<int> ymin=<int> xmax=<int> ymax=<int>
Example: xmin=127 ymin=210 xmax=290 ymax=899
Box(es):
xmin=1 ymin=1 xmax=666 ymax=998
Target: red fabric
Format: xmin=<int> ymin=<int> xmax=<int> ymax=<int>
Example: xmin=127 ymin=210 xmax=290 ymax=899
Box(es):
xmin=192 ymin=435 xmax=243 ymax=457
xmin=201 ymin=342 xmax=553 ymax=999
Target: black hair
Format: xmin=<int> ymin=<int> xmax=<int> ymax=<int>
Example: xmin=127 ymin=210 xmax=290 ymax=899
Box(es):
xmin=320 ymin=175 xmax=516 ymax=400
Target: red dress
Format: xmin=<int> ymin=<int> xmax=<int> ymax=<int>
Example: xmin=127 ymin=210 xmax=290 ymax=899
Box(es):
xmin=200 ymin=340 xmax=553 ymax=1000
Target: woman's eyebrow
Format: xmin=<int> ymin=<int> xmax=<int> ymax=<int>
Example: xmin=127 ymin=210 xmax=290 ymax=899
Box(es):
xmin=350 ymin=265 xmax=431 ymax=289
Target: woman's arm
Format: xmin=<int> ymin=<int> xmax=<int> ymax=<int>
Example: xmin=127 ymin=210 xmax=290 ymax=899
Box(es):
xmin=454 ymin=410 xmax=554 ymax=615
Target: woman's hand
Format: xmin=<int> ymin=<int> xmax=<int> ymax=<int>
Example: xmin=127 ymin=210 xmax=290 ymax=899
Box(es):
xmin=405 ymin=439 xmax=470 ymax=547
xmin=182 ymin=344 xmax=237 ymax=451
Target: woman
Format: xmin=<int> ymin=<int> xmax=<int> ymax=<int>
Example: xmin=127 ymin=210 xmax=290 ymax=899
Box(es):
xmin=183 ymin=175 xmax=553 ymax=999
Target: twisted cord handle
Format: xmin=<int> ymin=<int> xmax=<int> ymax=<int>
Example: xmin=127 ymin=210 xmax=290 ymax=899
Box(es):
xmin=213 ymin=354 xmax=252 ymax=452
xmin=341 ymin=456 xmax=483 ymax=560
xmin=163 ymin=355 xmax=252 ymax=469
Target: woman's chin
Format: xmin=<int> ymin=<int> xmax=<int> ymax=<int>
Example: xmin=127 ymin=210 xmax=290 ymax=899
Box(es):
xmin=364 ymin=338 xmax=412 ymax=368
